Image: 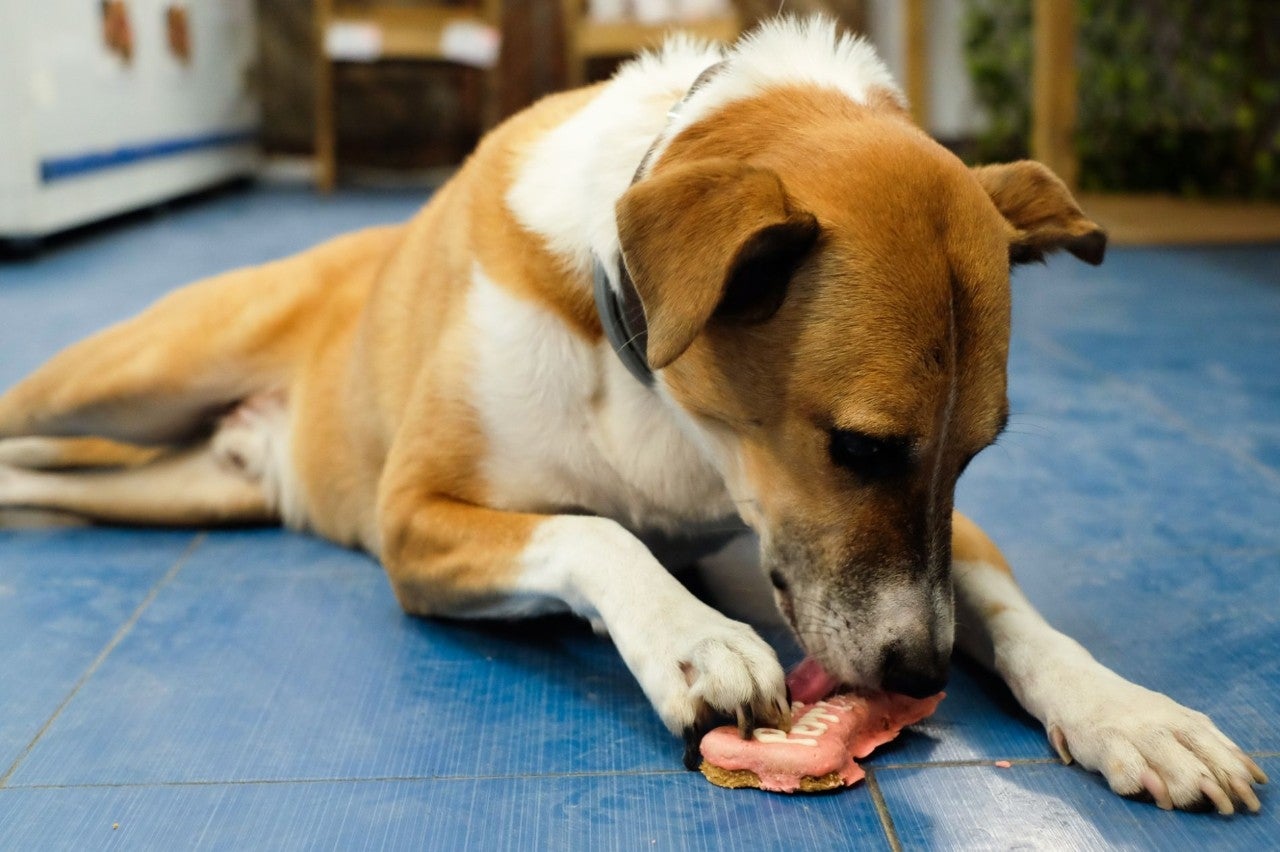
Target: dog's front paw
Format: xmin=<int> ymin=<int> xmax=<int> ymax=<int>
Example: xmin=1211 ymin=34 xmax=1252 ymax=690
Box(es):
xmin=623 ymin=610 xmax=789 ymax=768
xmin=1046 ymin=668 xmax=1267 ymax=814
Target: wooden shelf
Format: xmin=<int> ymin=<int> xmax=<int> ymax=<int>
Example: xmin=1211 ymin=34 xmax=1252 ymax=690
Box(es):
xmin=1079 ymin=194 xmax=1280 ymax=246
xmin=574 ymin=16 xmax=739 ymax=57
xmin=328 ymin=6 xmax=490 ymax=62
xmin=562 ymin=2 xmax=740 ymax=86
xmin=315 ymin=0 xmax=501 ymax=192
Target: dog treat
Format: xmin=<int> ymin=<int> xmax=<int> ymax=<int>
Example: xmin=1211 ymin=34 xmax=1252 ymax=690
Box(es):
xmin=700 ymin=690 xmax=943 ymax=793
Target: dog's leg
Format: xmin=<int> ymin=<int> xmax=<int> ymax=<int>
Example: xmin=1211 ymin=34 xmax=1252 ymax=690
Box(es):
xmin=0 ymin=394 xmax=289 ymax=525
xmin=0 ymin=443 xmax=272 ymax=526
xmin=952 ymin=511 xmax=1267 ymax=813
xmin=379 ymin=493 xmax=790 ymax=759
xmin=0 ymin=296 xmax=252 ymax=445
xmin=0 ymin=243 xmax=351 ymax=446
xmin=0 ymin=436 xmax=162 ymax=470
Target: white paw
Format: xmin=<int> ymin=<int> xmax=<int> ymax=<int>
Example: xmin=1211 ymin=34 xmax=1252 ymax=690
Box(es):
xmin=0 ymin=462 xmax=31 ymax=506
xmin=211 ymin=426 xmax=268 ymax=480
xmin=619 ymin=604 xmax=788 ymax=748
xmin=212 ymin=393 xmax=286 ymax=481
xmin=0 ymin=438 xmax=51 ymax=469
xmin=1046 ymin=669 xmax=1268 ymax=814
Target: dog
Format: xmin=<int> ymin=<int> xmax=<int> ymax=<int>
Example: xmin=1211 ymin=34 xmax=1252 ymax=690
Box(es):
xmin=0 ymin=18 xmax=1265 ymax=813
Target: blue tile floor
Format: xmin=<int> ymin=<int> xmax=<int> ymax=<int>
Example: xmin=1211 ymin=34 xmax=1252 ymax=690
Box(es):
xmin=1 ymin=185 xmax=1278 ymax=849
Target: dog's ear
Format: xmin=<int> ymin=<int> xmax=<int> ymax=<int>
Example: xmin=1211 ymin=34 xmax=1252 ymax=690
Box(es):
xmin=616 ymin=159 xmax=820 ymax=369
xmin=971 ymin=160 xmax=1107 ymax=266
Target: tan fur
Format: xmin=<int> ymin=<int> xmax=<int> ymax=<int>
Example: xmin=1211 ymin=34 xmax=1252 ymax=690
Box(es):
xmin=3 ymin=30 xmax=1263 ymax=814
xmin=649 ymin=89 xmax=1018 ymax=582
xmin=617 ymin=157 xmax=818 ymax=367
xmin=0 ymin=436 xmax=161 ymax=470
xmin=0 ymin=70 xmax=1098 ymax=626
xmin=952 ymin=510 xmax=1013 ymax=575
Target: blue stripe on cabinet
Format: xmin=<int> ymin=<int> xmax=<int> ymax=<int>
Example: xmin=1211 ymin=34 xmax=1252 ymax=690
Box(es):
xmin=40 ymin=129 xmax=257 ymax=182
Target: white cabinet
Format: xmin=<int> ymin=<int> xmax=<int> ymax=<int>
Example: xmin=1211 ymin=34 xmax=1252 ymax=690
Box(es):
xmin=0 ymin=0 xmax=259 ymax=239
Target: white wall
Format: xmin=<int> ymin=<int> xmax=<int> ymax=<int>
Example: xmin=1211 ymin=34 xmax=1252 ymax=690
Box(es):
xmin=865 ymin=0 xmax=987 ymax=140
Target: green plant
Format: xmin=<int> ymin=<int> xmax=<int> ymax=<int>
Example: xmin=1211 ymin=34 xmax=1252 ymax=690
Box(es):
xmin=962 ymin=0 xmax=1280 ymax=198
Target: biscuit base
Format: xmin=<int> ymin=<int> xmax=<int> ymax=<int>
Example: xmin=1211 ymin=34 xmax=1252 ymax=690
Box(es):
xmin=699 ymin=761 xmax=847 ymax=793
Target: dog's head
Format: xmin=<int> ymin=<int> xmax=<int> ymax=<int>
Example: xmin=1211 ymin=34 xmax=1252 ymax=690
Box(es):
xmin=616 ymin=91 xmax=1104 ymax=697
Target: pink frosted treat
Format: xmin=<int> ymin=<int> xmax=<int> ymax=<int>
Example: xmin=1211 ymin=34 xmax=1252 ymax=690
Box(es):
xmin=699 ymin=661 xmax=943 ymax=793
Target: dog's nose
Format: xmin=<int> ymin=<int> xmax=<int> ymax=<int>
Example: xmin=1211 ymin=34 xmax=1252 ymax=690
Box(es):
xmin=880 ymin=643 xmax=949 ymax=699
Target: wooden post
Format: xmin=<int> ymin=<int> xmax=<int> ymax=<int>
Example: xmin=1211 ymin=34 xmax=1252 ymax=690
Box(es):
xmin=904 ymin=0 xmax=929 ymax=130
xmin=314 ymin=0 xmax=337 ymax=192
xmin=1031 ymin=0 xmax=1079 ymax=190
xmin=561 ymin=0 xmax=585 ymax=88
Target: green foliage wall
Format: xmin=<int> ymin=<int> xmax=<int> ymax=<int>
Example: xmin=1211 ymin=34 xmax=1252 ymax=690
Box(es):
xmin=963 ymin=0 xmax=1280 ymax=198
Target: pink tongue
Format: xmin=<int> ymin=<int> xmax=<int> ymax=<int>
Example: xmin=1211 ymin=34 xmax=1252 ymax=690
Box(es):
xmin=786 ymin=657 xmax=843 ymax=704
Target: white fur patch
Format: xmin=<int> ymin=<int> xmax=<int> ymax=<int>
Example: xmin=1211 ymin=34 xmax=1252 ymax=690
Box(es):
xmin=646 ymin=16 xmax=904 ymax=171
xmin=505 ymin=35 xmax=724 ymax=278
xmin=506 ymin=16 xmax=901 ymax=286
xmin=517 ymin=514 xmax=786 ymax=733
xmin=465 ymin=264 xmax=734 ymax=531
xmin=211 ymin=392 xmax=303 ymax=529
xmin=954 ymin=557 xmax=1264 ymax=813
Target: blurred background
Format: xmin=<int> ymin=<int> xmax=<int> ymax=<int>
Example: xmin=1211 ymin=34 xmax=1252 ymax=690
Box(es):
xmin=2 ymin=0 xmax=1278 ymax=246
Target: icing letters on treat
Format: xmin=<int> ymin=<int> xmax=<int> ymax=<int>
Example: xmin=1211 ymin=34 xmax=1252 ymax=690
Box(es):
xmin=700 ymin=691 xmax=944 ymax=793
xmin=752 ymin=702 xmax=841 ymax=746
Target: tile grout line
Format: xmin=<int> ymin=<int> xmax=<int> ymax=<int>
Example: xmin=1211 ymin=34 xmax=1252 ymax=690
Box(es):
xmin=865 ymin=769 xmax=904 ymax=852
xmin=3 ymin=768 xmax=690 ymax=791
xmin=0 ymin=750 xmax=1270 ymax=793
xmin=1023 ymin=330 xmax=1280 ymax=489
xmin=0 ymin=532 xmax=206 ymax=788
xmin=873 ymin=757 xmax=1060 ymax=772
xmin=874 ymin=749 xmax=1276 ymax=773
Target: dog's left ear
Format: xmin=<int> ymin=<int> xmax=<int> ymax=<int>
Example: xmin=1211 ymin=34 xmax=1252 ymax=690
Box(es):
xmin=617 ymin=158 xmax=820 ymax=369
xmin=972 ymin=160 xmax=1107 ymax=266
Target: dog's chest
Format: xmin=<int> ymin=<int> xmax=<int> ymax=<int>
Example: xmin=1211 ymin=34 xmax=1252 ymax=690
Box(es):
xmin=467 ymin=268 xmax=734 ymax=531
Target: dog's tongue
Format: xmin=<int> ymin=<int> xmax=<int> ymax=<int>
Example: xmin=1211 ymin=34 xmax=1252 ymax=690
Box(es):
xmin=786 ymin=657 xmax=843 ymax=704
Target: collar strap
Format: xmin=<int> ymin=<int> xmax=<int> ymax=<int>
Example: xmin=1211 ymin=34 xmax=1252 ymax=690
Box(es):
xmin=594 ymin=253 xmax=654 ymax=386
xmin=592 ymin=61 xmax=727 ymax=389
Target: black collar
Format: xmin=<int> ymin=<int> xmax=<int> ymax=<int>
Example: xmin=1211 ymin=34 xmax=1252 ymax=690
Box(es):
xmin=592 ymin=61 xmax=727 ymax=389
xmin=594 ymin=253 xmax=654 ymax=386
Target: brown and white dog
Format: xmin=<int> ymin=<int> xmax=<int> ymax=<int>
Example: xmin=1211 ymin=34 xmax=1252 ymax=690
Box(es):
xmin=0 ymin=18 xmax=1265 ymax=812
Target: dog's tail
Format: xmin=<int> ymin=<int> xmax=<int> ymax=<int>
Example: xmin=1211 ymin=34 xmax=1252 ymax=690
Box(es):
xmin=0 ymin=224 xmax=404 ymax=446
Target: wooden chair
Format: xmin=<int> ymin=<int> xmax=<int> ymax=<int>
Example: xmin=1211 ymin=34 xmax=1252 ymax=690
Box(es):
xmin=314 ymin=0 xmax=502 ymax=192
xmin=560 ymin=1 xmax=740 ymax=88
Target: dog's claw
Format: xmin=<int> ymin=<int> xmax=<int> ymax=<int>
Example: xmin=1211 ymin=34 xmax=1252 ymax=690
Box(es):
xmin=1230 ymin=776 xmax=1262 ymax=813
xmin=1237 ymin=751 xmax=1269 ymax=785
xmin=1140 ymin=769 xmax=1173 ymax=810
xmin=776 ymin=698 xmax=792 ymax=733
xmin=681 ymin=726 xmax=702 ymax=771
xmin=736 ymin=704 xmax=756 ymax=738
xmin=1200 ymin=777 xmax=1235 ymax=816
xmin=1049 ymin=724 xmax=1073 ymax=765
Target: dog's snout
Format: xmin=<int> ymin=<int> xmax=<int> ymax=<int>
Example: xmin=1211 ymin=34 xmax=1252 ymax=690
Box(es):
xmin=880 ymin=642 xmax=949 ymax=699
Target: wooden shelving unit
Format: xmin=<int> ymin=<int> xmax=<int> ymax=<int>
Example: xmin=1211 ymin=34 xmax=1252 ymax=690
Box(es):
xmin=560 ymin=2 xmax=740 ymax=87
xmin=314 ymin=0 xmax=502 ymax=192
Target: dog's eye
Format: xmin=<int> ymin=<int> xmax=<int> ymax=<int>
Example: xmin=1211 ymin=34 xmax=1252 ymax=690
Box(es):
xmin=829 ymin=429 xmax=911 ymax=480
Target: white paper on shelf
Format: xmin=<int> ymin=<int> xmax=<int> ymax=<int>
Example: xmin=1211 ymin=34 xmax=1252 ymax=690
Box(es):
xmin=440 ymin=21 xmax=501 ymax=69
xmin=324 ymin=22 xmax=383 ymax=62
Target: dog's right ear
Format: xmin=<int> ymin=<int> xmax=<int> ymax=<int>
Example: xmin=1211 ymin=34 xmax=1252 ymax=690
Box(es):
xmin=971 ymin=160 xmax=1107 ymax=266
xmin=616 ymin=159 xmax=819 ymax=369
